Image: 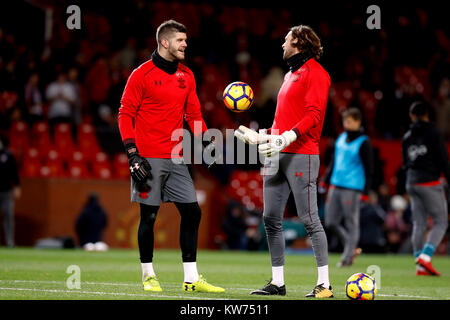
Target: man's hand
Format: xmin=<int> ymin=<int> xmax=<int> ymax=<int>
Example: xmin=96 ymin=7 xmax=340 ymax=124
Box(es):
xmin=234 ymin=125 xmax=264 ymax=145
xmin=125 ymin=142 xmax=152 ymax=183
xmin=258 ymin=130 xmax=297 ymax=157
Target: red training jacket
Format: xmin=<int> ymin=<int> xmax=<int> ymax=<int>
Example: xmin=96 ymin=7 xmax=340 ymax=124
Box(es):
xmin=272 ymin=58 xmax=331 ymax=155
xmin=118 ymin=60 xmax=207 ymax=158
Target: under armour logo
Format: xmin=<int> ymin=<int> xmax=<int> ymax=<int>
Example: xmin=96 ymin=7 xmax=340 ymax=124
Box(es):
xmin=295 ymin=172 xmax=303 ymax=177
xmin=154 ymin=80 xmax=162 ymax=85
xmin=129 ymin=163 xmax=140 ymax=172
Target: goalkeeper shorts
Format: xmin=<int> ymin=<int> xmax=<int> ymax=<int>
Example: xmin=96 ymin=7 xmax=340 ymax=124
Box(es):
xmin=131 ymin=158 xmax=198 ymax=206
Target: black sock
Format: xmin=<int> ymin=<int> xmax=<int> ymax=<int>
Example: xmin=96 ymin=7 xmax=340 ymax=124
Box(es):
xmin=138 ymin=203 xmax=159 ymax=263
xmin=175 ymin=202 xmax=202 ymax=262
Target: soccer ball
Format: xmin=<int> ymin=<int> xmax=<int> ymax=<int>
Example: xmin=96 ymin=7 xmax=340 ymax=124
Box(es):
xmin=346 ymin=273 xmax=377 ymax=300
xmin=223 ymin=81 xmax=254 ymax=112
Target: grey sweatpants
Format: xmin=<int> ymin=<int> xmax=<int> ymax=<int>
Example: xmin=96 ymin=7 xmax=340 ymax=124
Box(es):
xmin=0 ymin=191 xmax=14 ymax=247
xmin=262 ymin=153 xmax=328 ymax=267
xmin=324 ymin=186 xmax=361 ymax=263
xmin=406 ymin=183 xmax=448 ymax=255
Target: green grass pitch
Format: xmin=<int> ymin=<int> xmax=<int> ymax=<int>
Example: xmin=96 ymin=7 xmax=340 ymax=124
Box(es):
xmin=0 ymin=247 xmax=449 ymax=300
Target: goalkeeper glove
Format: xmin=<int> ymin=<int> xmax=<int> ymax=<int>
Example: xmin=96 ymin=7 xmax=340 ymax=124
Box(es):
xmin=234 ymin=125 xmax=265 ymax=145
xmin=258 ymin=130 xmax=297 ymax=157
xmin=124 ymin=141 xmax=152 ymax=183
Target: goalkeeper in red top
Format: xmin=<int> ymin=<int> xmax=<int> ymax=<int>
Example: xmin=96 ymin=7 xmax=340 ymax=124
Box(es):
xmin=118 ymin=20 xmax=223 ymax=293
xmin=235 ymin=25 xmax=332 ymax=298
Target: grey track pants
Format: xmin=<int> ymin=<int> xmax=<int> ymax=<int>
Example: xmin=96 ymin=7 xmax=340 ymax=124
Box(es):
xmin=262 ymin=153 xmax=328 ymax=267
xmin=406 ymin=183 xmax=448 ymax=255
xmin=0 ymin=191 xmax=14 ymax=247
xmin=324 ymin=186 xmax=361 ymax=263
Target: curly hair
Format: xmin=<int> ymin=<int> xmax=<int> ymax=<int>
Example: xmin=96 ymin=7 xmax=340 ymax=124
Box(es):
xmin=290 ymin=25 xmax=323 ymax=60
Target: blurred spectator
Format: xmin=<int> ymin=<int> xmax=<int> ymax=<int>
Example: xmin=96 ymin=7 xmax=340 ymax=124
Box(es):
xmin=384 ymin=194 xmax=411 ymax=252
xmin=0 ymin=135 xmax=21 ymax=248
xmin=45 ymin=71 xmax=77 ymax=129
xmin=221 ymin=201 xmax=260 ymax=250
xmin=67 ymin=67 xmax=83 ymax=126
xmin=75 ymin=193 xmax=108 ymax=250
xmin=431 ymin=77 xmax=450 ymax=139
xmin=24 ymin=73 xmax=43 ymax=124
xmin=359 ymin=191 xmax=387 ymax=253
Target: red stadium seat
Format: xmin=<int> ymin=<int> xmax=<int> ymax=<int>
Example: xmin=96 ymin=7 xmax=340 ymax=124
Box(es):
xmin=66 ymin=149 xmax=91 ymax=179
xmin=67 ymin=161 xmax=90 ymax=179
xmin=44 ymin=148 xmax=67 ymax=178
xmin=8 ymin=121 xmax=29 ymax=158
xmin=112 ymin=153 xmax=130 ymax=180
xmin=31 ymin=121 xmax=51 ymax=156
xmin=226 ymin=170 xmax=263 ymax=211
xmin=77 ymin=122 xmax=101 ymax=162
xmin=21 ymin=147 xmax=42 ymax=177
xmin=54 ymin=123 xmax=75 ymax=161
xmin=92 ymin=152 xmax=112 ymax=179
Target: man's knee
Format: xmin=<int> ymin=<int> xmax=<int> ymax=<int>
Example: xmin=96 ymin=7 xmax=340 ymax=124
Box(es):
xmin=301 ymin=215 xmax=324 ymax=236
xmin=177 ymin=202 xmax=202 ymax=227
xmin=140 ymin=203 xmax=159 ymax=225
xmin=263 ymin=215 xmax=283 ymax=234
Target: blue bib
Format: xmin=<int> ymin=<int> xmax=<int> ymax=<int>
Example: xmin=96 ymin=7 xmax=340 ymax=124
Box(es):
xmin=330 ymin=132 xmax=367 ymax=191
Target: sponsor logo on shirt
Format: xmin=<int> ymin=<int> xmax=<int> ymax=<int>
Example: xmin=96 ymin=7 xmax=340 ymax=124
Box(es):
xmin=408 ymin=144 xmax=427 ymax=161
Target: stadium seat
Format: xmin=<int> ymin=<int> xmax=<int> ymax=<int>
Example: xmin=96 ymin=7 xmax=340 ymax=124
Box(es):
xmin=112 ymin=153 xmax=130 ymax=180
xmin=21 ymin=147 xmax=42 ymax=178
xmin=226 ymin=170 xmax=263 ymax=211
xmin=67 ymin=149 xmax=91 ymax=179
xmin=67 ymin=160 xmax=90 ymax=179
xmin=8 ymin=120 xmax=29 ymax=159
xmin=92 ymin=151 xmax=112 ymax=179
xmin=54 ymin=123 xmax=75 ymax=161
xmin=77 ymin=122 xmax=101 ymax=162
xmin=44 ymin=148 xmax=67 ymax=178
xmin=31 ymin=121 xmax=51 ymax=156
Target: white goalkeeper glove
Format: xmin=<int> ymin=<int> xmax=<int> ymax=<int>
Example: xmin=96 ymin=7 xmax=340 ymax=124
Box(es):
xmin=234 ymin=125 xmax=265 ymax=145
xmin=258 ymin=130 xmax=297 ymax=157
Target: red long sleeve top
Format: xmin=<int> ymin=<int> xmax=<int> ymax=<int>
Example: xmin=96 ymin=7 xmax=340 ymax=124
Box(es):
xmin=118 ymin=59 xmax=207 ymax=159
xmin=272 ymin=58 xmax=331 ymax=155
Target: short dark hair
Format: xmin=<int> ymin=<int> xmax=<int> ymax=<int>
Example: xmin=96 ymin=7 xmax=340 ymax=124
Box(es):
xmin=409 ymin=101 xmax=430 ymax=117
xmin=342 ymin=107 xmax=362 ymax=121
xmin=290 ymin=25 xmax=323 ymax=60
xmin=156 ymin=20 xmax=187 ymax=45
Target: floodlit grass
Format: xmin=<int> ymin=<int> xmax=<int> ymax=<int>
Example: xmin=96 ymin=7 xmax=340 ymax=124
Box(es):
xmin=0 ymin=247 xmax=449 ymax=300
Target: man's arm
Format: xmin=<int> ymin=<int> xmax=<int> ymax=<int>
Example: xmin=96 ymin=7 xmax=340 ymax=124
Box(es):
xmin=117 ymin=69 xmax=151 ymax=183
xmin=359 ymin=139 xmax=373 ymax=195
xmin=118 ymin=69 xmax=143 ymax=144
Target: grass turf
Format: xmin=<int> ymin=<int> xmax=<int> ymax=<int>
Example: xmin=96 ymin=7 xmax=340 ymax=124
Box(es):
xmin=0 ymin=247 xmax=449 ymax=300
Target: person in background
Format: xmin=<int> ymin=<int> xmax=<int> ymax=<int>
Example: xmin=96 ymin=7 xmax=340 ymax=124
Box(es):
xmin=359 ymin=191 xmax=387 ymax=253
xmin=384 ymin=195 xmax=410 ymax=253
xmin=321 ymin=108 xmax=373 ymax=267
xmin=75 ymin=193 xmax=108 ymax=251
xmin=0 ymin=135 xmax=21 ymax=248
xmin=402 ymin=101 xmax=449 ymax=276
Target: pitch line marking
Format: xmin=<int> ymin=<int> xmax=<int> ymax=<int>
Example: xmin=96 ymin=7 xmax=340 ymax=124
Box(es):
xmin=1 ymin=280 xmax=445 ymax=300
xmin=0 ymin=287 xmax=231 ymax=300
